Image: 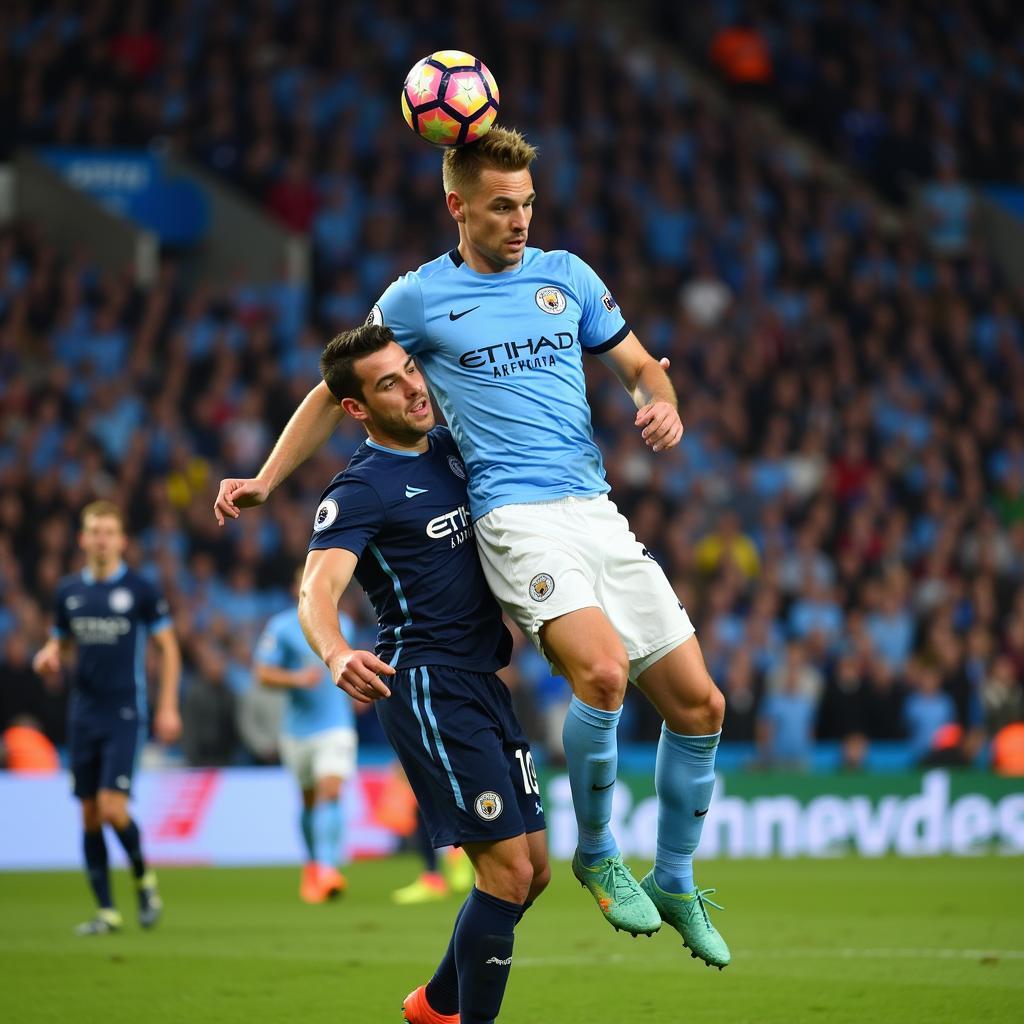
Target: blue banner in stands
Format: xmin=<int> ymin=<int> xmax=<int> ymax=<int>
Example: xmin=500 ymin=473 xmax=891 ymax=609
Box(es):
xmin=37 ymin=147 xmax=209 ymax=246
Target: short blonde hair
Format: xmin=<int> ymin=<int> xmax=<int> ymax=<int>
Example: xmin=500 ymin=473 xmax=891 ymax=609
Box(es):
xmin=442 ymin=126 xmax=538 ymax=196
xmin=80 ymin=500 xmax=124 ymax=528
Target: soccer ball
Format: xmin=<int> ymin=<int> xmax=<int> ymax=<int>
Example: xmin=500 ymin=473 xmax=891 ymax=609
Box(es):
xmin=401 ymin=50 xmax=499 ymax=147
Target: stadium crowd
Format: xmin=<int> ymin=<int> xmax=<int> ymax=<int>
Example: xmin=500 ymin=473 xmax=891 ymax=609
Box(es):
xmin=1 ymin=0 xmax=1023 ymax=772
xmin=667 ymin=0 xmax=1024 ymax=206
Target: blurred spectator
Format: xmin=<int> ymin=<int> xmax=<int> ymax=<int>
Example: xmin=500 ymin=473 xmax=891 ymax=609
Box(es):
xmin=904 ymin=662 xmax=958 ymax=763
xmin=757 ymin=642 xmax=820 ymax=768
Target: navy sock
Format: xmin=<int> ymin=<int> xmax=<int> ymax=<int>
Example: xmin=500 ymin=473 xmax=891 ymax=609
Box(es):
xmin=455 ymin=888 xmax=522 ymax=1024
xmin=113 ymin=819 xmax=147 ymax=880
xmin=425 ymin=896 xmax=470 ymax=1015
xmin=415 ymin=812 xmax=438 ymax=873
xmin=83 ymin=830 xmax=113 ymax=909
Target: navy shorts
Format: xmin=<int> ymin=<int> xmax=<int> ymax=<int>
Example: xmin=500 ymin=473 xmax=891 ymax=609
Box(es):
xmin=376 ymin=666 xmax=547 ymax=849
xmin=69 ymin=705 xmax=144 ymax=799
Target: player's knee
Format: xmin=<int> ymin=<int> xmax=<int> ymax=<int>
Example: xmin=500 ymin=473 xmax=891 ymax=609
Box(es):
xmin=706 ymin=683 xmax=726 ymax=731
xmin=81 ymin=800 xmax=101 ymax=831
xmin=529 ymin=859 xmax=552 ymax=901
xmin=576 ymin=656 xmax=628 ymax=710
xmin=488 ymin=856 xmax=534 ymax=905
xmin=316 ymin=777 xmax=342 ymax=801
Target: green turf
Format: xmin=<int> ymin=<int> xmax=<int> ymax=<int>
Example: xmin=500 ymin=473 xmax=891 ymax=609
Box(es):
xmin=2 ymin=856 xmax=1022 ymax=1023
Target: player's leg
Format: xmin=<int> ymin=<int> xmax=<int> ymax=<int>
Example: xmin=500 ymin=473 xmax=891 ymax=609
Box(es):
xmin=537 ymin=609 xmax=660 ymax=935
xmin=633 ymin=636 xmax=731 ymax=968
xmin=311 ymin=726 xmax=357 ymax=898
xmin=474 ymin=505 xmax=658 ymax=935
xmin=98 ymin=787 xmax=163 ymax=929
xmin=71 ymin=719 xmax=121 ymax=935
xmin=75 ymin=793 xmax=122 ymax=935
xmin=393 ymin=805 xmax=450 ymax=905
xmin=99 ymin=716 xmax=163 ymax=928
xmin=281 ymin=734 xmax=321 ymax=902
xmin=310 ymin=773 xmax=346 ymax=899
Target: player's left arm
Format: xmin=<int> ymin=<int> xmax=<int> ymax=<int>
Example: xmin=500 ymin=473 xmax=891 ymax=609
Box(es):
xmin=150 ymin=626 xmax=183 ymax=744
xmin=600 ymin=332 xmax=684 ymax=453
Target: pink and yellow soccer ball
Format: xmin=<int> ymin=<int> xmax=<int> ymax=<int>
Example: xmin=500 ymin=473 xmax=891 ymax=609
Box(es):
xmin=401 ymin=50 xmax=499 ymax=147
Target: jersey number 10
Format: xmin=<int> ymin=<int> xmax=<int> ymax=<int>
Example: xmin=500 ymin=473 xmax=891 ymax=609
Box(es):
xmin=514 ymin=748 xmax=540 ymax=796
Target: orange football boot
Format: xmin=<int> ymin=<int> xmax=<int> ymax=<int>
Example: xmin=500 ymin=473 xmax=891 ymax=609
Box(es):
xmin=402 ymin=985 xmax=459 ymax=1024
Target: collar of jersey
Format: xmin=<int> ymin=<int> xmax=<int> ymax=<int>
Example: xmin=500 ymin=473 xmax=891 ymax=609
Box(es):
xmin=450 ymin=246 xmax=528 ymax=279
xmin=365 ymin=438 xmax=424 ymax=458
xmin=82 ymin=562 xmax=128 ymax=585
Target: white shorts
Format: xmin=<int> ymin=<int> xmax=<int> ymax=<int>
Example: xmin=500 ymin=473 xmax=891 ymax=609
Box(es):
xmin=279 ymin=728 xmax=358 ymax=789
xmin=475 ymin=494 xmax=695 ymax=680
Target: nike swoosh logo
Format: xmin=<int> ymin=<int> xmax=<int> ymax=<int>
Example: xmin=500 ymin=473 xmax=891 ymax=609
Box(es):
xmin=591 ymin=781 xmax=615 ymax=792
xmin=448 ymin=306 xmax=480 ymax=321
xmin=404 ymin=486 xmax=429 ymax=498
xmin=694 ymin=808 xmax=709 ymax=817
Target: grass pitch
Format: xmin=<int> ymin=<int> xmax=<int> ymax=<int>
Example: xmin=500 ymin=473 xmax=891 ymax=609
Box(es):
xmin=2 ymin=856 xmax=1021 ymax=1023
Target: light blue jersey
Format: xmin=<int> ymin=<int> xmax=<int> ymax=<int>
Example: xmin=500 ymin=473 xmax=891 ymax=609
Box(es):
xmin=254 ymin=608 xmax=356 ymax=739
xmin=370 ymin=246 xmax=629 ymax=519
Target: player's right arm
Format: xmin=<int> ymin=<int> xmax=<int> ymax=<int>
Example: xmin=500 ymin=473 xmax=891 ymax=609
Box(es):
xmin=214 ymin=381 xmax=344 ymax=525
xmin=214 ymin=277 xmax=425 ymax=527
xmin=299 ymin=548 xmax=396 ymax=704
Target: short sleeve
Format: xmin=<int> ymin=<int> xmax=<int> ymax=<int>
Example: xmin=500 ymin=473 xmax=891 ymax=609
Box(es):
xmin=566 ymin=252 xmax=629 ymax=353
xmin=139 ymin=579 xmax=173 ymax=633
xmin=254 ymin=621 xmax=288 ymax=668
xmin=368 ymin=274 xmax=428 ymax=356
xmin=308 ymin=478 xmax=385 ymax=558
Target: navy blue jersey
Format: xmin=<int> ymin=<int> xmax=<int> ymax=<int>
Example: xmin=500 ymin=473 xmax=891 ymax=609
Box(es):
xmin=52 ymin=563 xmax=172 ymax=716
xmin=307 ymin=427 xmax=512 ymax=672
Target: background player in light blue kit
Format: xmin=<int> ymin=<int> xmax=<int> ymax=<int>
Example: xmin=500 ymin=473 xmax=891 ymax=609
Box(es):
xmin=32 ymin=501 xmax=181 ymax=935
xmin=215 ymin=127 xmax=729 ymax=968
xmin=254 ymin=568 xmax=357 ymax=904
xmin=298 ymin=324 xmax=550 ymax=1024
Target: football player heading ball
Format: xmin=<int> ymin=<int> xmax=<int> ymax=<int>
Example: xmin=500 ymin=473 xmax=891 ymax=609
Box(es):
xmin=216 ymin=99 xmax=731 ymax=973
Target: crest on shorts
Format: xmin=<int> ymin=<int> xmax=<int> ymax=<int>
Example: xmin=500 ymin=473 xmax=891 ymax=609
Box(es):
xmin=535 ymin=286 xmax=567 ymax=315
xmin=529 ymin=573 xmax=555 ymax=602
xmin=365 ymin=304 xmax=383 ymax=326
xmin=448 ymin=455 xmax=466 ymax=480
xmin=109 ymin=587 xmax=134 ymax=613
xmin=474 ymin=791 xmax=503 ymax=821
xmin=313 ymin=498 xmax=339 ymax=532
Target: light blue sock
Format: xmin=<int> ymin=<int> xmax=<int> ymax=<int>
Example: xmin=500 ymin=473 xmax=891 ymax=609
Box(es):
xmin=300 ymin=808 xmax=315 ymax=861
xmin=654 ymin=725 xmax=720 ymax=895
xmin=311 ymin=801 xmax=342 ymax=867
xmin=562 ymin=695 xmax=621 ymax=866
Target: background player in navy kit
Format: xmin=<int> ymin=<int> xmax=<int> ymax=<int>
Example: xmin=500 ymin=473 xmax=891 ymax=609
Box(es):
xmin=214 ymin=126 xmax=729 ymax=967
xmin=32 ymin=501 xmax=181 ymax=935
xmin=299 ymin=324 xmax=550 ymax=1024
xmin=254 ymin=568 xmax=358 ymax=904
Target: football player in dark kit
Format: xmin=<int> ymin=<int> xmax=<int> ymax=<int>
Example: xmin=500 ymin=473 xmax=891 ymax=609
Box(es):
xmin=32 ymin=501 xmax=181 ymax=935
xmin=298 ymin=324 xmax=550 ymax=1024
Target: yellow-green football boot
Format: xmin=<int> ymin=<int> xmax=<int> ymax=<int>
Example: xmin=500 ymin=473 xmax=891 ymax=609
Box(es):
xmin=640 ymin=873 xmax=731 ymax=968
xmin=571 ymin=850 xmax=661 ymax=936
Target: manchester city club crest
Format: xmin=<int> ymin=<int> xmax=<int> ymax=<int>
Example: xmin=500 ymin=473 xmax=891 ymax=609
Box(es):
xmin=535 ymin=286 xmax=567 ymax=314
xmin=448 ymin=455 xmax=466 ymax=480
xmin=529 ymin=573 xmax=555 ymax=602
xmin=474 ymin=791 xmax=504 ymax=821
xmin=108 ymin=587 xmax=134 ymax=613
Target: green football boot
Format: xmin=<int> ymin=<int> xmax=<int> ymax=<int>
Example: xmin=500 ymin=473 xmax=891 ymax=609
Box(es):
xmin=571 ymin=850 xmax=662 ymax=936
xmin=640 ymin=873 xmax=731 ymax=968
xmin=74 ymin=907 xmax=122 ymax=936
